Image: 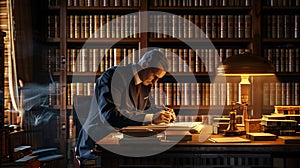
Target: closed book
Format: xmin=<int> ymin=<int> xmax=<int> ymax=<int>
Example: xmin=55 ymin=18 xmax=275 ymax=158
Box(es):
xmin=278 ymin=136 xmax=300 ymax=144
xmin=246 ymin=133 xmax=277 ymax=141
xmin=261 ymin=119 xmax=297 ymax=127
xmin=164 ymin=130 xmax=192 ymax=141
xmin=262 ymin=114 xmax=286 ymax=120
xmin=120 ymin=122 xmax=204 ymax=135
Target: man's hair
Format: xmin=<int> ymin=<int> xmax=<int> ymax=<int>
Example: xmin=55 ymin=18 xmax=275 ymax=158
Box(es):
xmin=138 ymin=50 xmax=169 ymax=71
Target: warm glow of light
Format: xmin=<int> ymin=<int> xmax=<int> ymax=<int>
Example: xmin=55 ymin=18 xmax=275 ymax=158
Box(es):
xmin=220 ymin=73 xmax=275 ymax=76
xmin=240 ymin=75 xmax=250 ymax=84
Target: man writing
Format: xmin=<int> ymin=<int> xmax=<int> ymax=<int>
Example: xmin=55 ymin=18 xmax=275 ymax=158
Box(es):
xmin=75 ymin=49 xmax=176 ymax=165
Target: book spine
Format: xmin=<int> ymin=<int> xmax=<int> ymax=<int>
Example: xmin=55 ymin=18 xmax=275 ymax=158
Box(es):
xmin=111 ymin=15 xmax=116 ymax=38
xmin=106 ymin=15 xmax=111 ymax=38
xmin=245 ymin=15 xmax=252 ymax=38
xmin=166 ymin=83 xmax=173 ymax=106
xmin=238 ymin=15 xmax=245 ymax=38
xmin=211 ymin=15 xmax=217 ymax=39
xmin=159 ymin=83 xmax=165 ymax=105
xmin=69 ymin=15 xmax=74 ymax=38
xmin=205 ymin=15 xmax=212 ymax=38
xmin=191 ymin=83 xmax=196 ymax=106
xmin=163 ymin=15 xmax=169 ymax=38
xmin=188 ymin=15 xmax=194 ymax=39
xmin=183 ymin=49 xmax=189 ymax=72
xmin=227 ymin=15 xmax=233 ymax=38
xmin=74 ymin=15 xmax=80 ymax=38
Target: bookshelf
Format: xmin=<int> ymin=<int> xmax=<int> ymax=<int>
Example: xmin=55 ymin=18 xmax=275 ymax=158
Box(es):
xmin=0 ymin=31 xmax=4 ymax=130
xmin=260 ymin=0 xmax=300 ymax=116
xmin=17 ymin=0 xmax=300 ymax=164
xmin=0 ymin=31 xmax=5 ymax=161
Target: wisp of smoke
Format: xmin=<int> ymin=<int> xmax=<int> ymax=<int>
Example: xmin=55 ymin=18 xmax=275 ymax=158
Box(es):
xmin=22 ymin=82 xmax=59 ymax=111
xmin=31 ymin=109 xmax=55 ymax=126
xmin=21 ymin=81 xmax=60 ymax=126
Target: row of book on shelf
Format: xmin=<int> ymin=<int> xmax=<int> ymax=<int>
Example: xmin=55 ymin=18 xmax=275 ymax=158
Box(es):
xmin=264 ymin=47 xmax=300 ymax=73
xmin=149 ymin=14 xmax=252 ymax=39
xmin=49 ymin=14 xmax=254 ymax=39
xmin=49 ymin=0 xmax=140 ymax=7
xmin=48 ymin=14 xmax=299 ymax=40
xmin=49 ymin=0 xmax=300 ymax=7
xmin=47 ymin=81 xmax=300 ymax=107
xmin=46 ymin=47 xmax=299 ymax=73
xmin=48 ymin=14 xmax=139 ymax=39
xmin=262 ymin=15 xmax=300 ymax=39
xmin=264 ymin=0 xmax=300 ymax=6
xmin=67 ymin=0 xmax=140 ymax=7
xmin=46 ymin=47 xmax=250 ymax=73
xmin=152 ymin=0 xmax=251 ymax=7
xmin=263 ymin=82 xmax=300 ymax=106
xmin=52 ymin=82 xmax=240 ymax=107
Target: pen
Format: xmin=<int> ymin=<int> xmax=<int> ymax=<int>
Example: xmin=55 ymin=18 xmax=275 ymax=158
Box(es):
xmin=162 ymin=104 xmax=170 ymax=111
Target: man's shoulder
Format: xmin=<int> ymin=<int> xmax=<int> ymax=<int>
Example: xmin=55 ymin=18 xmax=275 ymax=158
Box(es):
xmin=107 ymin=64 xmax=133 ymax=74
xmin=98 ymin=64 xmax=133 ymax=79
xmin=105 ymin=66 xmax=118 ymax=74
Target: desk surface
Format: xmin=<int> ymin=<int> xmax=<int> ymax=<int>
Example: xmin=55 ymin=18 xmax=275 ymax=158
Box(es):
xmin=96 ymin=132 xmax=300 ymax=153
xmin=95 ymin=132 xmax=300 ymax=168
xmin=97 ymin=132 xmax=296 ymax=145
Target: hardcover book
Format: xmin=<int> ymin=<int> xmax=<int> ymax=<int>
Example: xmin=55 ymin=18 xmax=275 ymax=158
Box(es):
xmin=246 ymin=133 xmax=277 ymax=141
xmin=278 ymin=136 xmax=300 ymax=144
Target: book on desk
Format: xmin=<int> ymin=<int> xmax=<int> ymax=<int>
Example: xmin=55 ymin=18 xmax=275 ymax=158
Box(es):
xmin=246 ymin=133 xmax=277 ymax=141
xmin=278 ymin=136 xmax=300 ymax=144
xmin=119 ymin=122 xmax=204 ymax=142
xmin=209 ymin=137 xmax=251 ymax=143
xmin=120 ymin=122 xmax=204 ymax=134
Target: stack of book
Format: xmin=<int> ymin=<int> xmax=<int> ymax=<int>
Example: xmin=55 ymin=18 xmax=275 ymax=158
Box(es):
xmin=212 ymin=118 xmax=230 ymax=134
xmin=261 ymin=106 xmax=300 ymax=136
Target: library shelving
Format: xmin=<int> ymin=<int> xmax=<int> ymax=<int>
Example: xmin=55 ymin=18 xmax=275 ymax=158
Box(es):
xmin=261 ymin=0 xmax=300 ymax=115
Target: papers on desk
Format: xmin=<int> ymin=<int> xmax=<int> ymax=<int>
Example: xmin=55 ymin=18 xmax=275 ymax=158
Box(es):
xmin=120 ymin=122 xmax=204 ymax=135
xmin=209 ymin=137 xmax=251 ymax=143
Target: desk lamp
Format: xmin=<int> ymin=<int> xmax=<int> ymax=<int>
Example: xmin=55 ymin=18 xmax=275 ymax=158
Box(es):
xmin=217 ymin=53 xmax=275 ymax=136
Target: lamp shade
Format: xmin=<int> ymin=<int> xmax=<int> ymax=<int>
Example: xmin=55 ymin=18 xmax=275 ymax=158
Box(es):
xmin=217 ymin=54 xmax=275 ymax=76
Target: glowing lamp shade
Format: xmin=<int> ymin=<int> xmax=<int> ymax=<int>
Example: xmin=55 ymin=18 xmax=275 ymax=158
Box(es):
xmin=217 ymin=54 xmax=275 ymax=76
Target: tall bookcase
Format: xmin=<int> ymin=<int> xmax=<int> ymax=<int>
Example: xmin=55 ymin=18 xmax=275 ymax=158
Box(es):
xmin=0 ymin=31 xmax=4 ymax=131
xmin=260 ymin=0 xmax=300 ymax=113
xmin=0 ymin=31 xmax=6 ymax=161
xmin=35 ymin=0 xmax=300 ymax=164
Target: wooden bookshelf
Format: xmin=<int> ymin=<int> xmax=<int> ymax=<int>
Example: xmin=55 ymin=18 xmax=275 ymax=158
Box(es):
xmin=260 ymin=1 xmax=300 ymax=116
xmin=0 ymin=31 xmax=6 ymax=161
xmin=0 ymin=31 xmax=5 ymax=128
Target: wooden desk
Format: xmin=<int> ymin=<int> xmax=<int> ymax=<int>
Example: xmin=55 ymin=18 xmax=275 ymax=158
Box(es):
xmin=96 ymin=133 xmax=300 ymax=168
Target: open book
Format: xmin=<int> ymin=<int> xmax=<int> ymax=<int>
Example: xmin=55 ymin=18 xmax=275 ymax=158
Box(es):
xmin=120 ymin=122 xmax=204 ymax=135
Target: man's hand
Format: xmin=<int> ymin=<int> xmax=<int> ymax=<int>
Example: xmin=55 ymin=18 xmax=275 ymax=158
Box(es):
xmin=152 ymin=109 xmax=176 ymax=124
